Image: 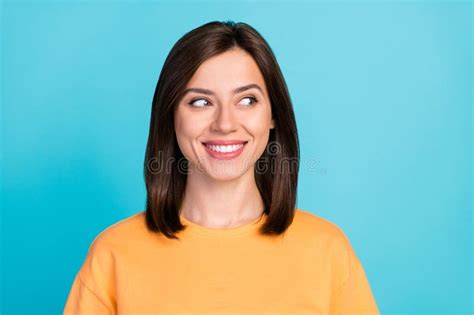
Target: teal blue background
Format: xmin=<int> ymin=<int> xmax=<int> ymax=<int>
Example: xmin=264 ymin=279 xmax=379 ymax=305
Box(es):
xmin=1 ymin=1 xmax=472 ymax=314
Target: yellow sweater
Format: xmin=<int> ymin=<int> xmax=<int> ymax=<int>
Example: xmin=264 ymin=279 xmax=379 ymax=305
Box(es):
xmin=64 ymin=208 xmax=379 ymax=314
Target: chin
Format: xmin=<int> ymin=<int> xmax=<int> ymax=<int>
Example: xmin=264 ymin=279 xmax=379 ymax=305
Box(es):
xmin=198 ymin=160 xmax=251 ymax=181
xmin=206 ymin=171 xmax=246 ymax=182
xmin=204 ymin=165 xmax=247 ymax=181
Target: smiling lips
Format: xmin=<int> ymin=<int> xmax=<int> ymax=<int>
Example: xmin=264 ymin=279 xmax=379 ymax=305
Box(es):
xmin=202 ymin=140 xmax=248 ymax=160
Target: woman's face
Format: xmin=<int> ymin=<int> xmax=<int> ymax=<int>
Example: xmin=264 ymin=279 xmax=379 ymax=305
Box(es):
xmin=174 ymin=47 xmax=274 ymax=181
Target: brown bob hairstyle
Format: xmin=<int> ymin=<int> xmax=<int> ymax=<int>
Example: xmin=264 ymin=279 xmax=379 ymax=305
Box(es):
xmin=143 ymin=20 xmax=299 ymax=240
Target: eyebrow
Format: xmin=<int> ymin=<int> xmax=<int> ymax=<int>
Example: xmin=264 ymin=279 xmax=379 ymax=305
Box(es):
xmin=182 ymin=83 xmax=264 ymax=97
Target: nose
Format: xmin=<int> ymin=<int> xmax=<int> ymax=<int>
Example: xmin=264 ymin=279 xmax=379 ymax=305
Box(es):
xmin=210 ymin=105 xmax=238 ymax=133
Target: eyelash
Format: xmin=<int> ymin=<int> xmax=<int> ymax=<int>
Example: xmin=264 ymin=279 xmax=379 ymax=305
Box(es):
xmin=188 ymin=96 xmax=258 ymax=107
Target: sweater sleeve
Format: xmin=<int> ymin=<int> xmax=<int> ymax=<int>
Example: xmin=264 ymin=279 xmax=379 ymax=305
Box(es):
xmin=329 ymin=231 xmax=379 ymax=315
xmin=63 ymin=237 xmax=117 ymax=314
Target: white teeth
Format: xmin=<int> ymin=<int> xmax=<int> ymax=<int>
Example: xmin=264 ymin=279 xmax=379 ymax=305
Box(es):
xmin=205 ymin=144 xmax=243 ymax=153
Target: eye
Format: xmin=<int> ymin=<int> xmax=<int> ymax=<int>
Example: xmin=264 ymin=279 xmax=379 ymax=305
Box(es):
xmin=240 ymin=96 xmax=258 ymax=106
xmin=187 ymin=96 xmax=258 ymax=107
xmin=188 ymin=98 xmax=210 ymax=107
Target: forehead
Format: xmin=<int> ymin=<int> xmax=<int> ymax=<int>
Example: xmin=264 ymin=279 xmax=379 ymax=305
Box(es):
xmin=185 ymin=48 xmax=267 ymax=94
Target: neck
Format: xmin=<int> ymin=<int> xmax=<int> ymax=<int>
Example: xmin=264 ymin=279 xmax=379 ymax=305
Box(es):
xmin=180 ymin=167 xmax=265 ymax=228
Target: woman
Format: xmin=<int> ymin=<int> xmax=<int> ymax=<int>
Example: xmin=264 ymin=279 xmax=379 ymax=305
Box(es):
xmin=64 ymin=20 xmax=379 ymax=314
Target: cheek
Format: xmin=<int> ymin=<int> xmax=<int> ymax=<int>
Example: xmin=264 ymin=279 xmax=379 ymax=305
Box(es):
xmin=243 ymin=117 xmax=271 ymax=157
xmin=175 ymin=110 xmax=201 ymax=139
xmin=174 ymin=110 xmax=210 ymax=158
xmin=174 ymin=111 xmax=197 ymax=155
xmin=242 ymin=107 xmax=273 ymax=136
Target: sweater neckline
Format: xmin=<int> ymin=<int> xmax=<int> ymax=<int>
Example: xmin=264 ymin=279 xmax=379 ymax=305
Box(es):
xmin=179 ymin=212 xmax=266 ymax=238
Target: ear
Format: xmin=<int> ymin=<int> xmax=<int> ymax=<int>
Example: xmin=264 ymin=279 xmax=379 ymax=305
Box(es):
xmin=270 ymin=118 xmax=275 ymax=129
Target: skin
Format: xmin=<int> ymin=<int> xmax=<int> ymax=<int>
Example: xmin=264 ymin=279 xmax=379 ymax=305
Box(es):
xmin=174 ymin=47 xmax=275 ymax=228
